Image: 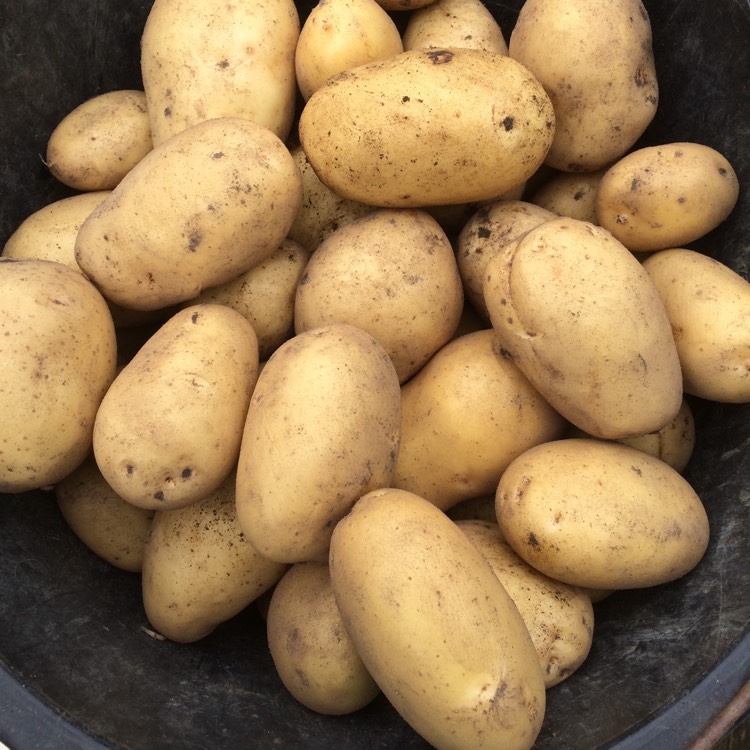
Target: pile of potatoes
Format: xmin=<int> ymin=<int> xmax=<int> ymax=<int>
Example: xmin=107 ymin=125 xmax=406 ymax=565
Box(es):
xmin=1 ymin=0 xmax=748 ymax=748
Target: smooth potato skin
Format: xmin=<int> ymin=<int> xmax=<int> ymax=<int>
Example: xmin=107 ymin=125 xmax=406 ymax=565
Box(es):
xmin=495 ymin=439 xmax=710 ymax=590
xmin=329 ymin=488 xmax=546 ymax=750
xmin=299 ymin=48 xmax=555 ymax=207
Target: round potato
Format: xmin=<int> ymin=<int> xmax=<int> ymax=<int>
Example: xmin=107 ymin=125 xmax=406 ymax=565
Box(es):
xmin=495 ymin=438 xmax=710 ymax=590
xmin=329 ymin=487 xmax=546 ymax=750
xmin=530 ymin=169 xmax=605 ymax=223
xmin=393 ymin=329 xmax=567 ymax=509
xmin=642 ymin=248 xmax=750 ymax=403
xmin=294 ymin=208 xmax=464 ymax=383
xmin=483 ymin=217 xmax=683 ymax=439
xmin=0 ymin=258 xmax=116 ymax=493
xmin=55 ymin=455 xmax=155 ymax=573
xmin=295 ymin=0 xmax=403 ymax=101
xmin=298 ymin=48 xmax=555 ymax=207
xmin=45 ymin=90 xmax=152 ymax=191
xmin=595 ymin=143 xmax=740 ymax=252
xmin=93 ymin=304 xmax=259 ymax=510
xmin=266 ymin=561 xmax=380 ymax=715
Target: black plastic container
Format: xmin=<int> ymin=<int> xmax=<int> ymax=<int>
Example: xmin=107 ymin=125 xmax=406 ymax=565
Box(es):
xmin=1 ymin=1 xmax=748 ymax=748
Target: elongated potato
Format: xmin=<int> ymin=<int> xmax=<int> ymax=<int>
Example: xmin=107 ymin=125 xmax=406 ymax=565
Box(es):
xmin=329 ymin=487 xmax=546 ymax=750
xmin=299 ymin=48 xmax=555 ymax=207
xmin=141 ymin=0 xmax=299 ymax=145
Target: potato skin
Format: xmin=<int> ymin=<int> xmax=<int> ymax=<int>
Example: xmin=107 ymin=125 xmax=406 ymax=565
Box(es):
xmin=483 ymin=217 xmax=683 ymax=439
xmin=0 ymin=258 xmax=116 ymax=492
xmin=495 ymin=439 xmax=710 ymax=590
xmin=642 ymin=248 xmax=750 ymax=403
xmin=596 ymin=143 xmax=740 ymax=252
xmin=236 ymin=324 xmax=401 ymax=563
xmin=299 ymin=48 xmax=555 ymax=207
xmin=93 ymin=304 xmax=259 ymax=510
xmin=75 ymin=117 xmax=302 ymax=311
xmin=329 ymin=487 xmax=546 ymax=750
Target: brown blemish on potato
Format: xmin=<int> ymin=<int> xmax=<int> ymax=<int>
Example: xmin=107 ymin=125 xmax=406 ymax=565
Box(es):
xmin=527 ymin=531 xmax=540 ymax=549
xmin=427 ymin=50 xmax=454 ymax=64
xmin=182 ymin=467 xmax=192 ymax=479
xmin=154 ymin=490 xmax=165 ymax=501
xmin=191 ymin=312 xmax=200 ymax=324
xmin=188 ymin=231 xmax=202 ymax=252
xmin=502 ymin=116 xmax=515 ymax=132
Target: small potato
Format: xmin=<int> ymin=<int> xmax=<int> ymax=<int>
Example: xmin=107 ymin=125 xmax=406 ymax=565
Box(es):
xmin=93 ymin=304 xmax=259 ymax=510
xmin=45 ymin=90 xmax=152 ymax=191
xmin=509 ymin=0 xmax=658 ymax=172
xmin=393 ymin=329 xmax=567 ymax=510
xmin=294 ymin=209 xmax=464 ymax=383
xmin=483 ymin=217 xmax=683 ymax=439
xmin=189 ymin=238 xmax=309 ymax=361
xmin=295 ymin=0 xmax=403 ymax=101
xmin=236 ymin=324 xmax=401 ymax=563
xmin=329 ymin=487 xmax=546 ymax=750
xmin=299 ymin=48 xmax=555 ymax=207
xmin=142 ymin=474 xmax=288 ymax=643
xmin=495 ymin=439 xmax=710 ymax=590
xmin=530 ymin=170 xmax=606 ymax=223
xmin=457 ymin=519 xmax=594 ymax=688
xmin=595 ymin=143 xmax=740 ymax=252
xmin=403 ymin=0 xmax=509 ymax=54
xmin=0 ymin=258 xmax=116 ymax=493
xmin=266 ymin=561 xmax=380 ymax=715
xmin=75 ymin=117 xmax=302 ymax=311
xmin=457 ymin=200 xmax=556 ymax=319
xmin=643 ymin=248 xmax=750 ymax=403
xmin=55 ymin=455 xmax=154 ymax=573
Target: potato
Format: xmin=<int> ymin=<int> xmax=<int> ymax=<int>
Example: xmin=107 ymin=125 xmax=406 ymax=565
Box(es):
xmin=75 ymin=117 xmax=302 ymax=311
xmin=295 ymin=0 xmax=403 ymax=101
xmin=530 ymin=169 xmax=606 ymax=223
xmin=495 ymin=438 xmax=710 ymax=590
xmin=45 ymin=90 xmax=152 ymax=191
xmin=141 ymin=473 xmax=288 ymax=643
xmin=189 ymin=238 xmax=309 ymax=361
xmin=456 ymin=200 xmax=556 ymax=319
xmin=0 ymin=258 xmax=116 ymax=493
xmin=595 ymin=143 xmax=740 ymax=252
xmin=329 ymin=487 xmax=546 ymax=750
xmin=141 ymin=0 xmax=299 ymax=146
xmin=642 ymin=248 xmax=750 ymax=403
xmin=55 ymin=455 xmax=154 ymax=573
xmin=509 ymin=0 xmax=658 ymax=172
xmin=266 ymin=561 xmax=380 ymax=715
xmin=236 ymin=324 xmax=401 ymax=563
xmin=298 ymin=48 xmax=555 ymax=207
xmin=483 ymin=217 xmax=683 ymax=439
xmin=393 ymin=329 xmax=567 ymax=510
xmin=403 ymin=0 xmax=509 ymax=54
xmin=294 ymin=209 xmax=464 ymax=383
xmin=93 ymin=304 xmax=259 ymax=510
xmin=457 ymin=519 xmax=594 ymax=688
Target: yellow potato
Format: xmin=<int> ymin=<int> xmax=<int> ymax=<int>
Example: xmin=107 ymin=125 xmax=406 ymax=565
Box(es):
xmin=266 ymin=561 xmax=380 ymax=715
xmin=45 ymin=90 xmax=152 ymax=191
xmin=299 ymin=48 xmax=555 ymax=207
xmin=295 ymin=0 xmax=403 ymax=100
xmin=495 ymin=439 xmax=710 ymax=589
xmin=595 ymin=143 xmax=740 ymax=252
xmin=55 ymin=455 xmax=154 ymax=573
xmin=457 ymin=519 xmax=594 ymax=688
xmin=393 ymin=329 xmax=567 ymax=509
xmin=530 ymin=169 xmax=606 ymax=223
xmin=403 ymin=0 xmax=509 ymax=54
xmin=75 ymin=117 xmax=302 ymax=311
xmin=141 ymin=473 xmax=288 ymax=643
xmin=294 ymin=209 xmax=464 ymax=383
xmin=0 ymin=258 xmax=116 ymax=492
xmin=141 ymin=0 xmax=299 ymax=146
xmin=329 ymin=487 xmax=546 ymax=750
xmin=93 ymin=304 xmax=259 ymax=510
xmin=643 ymin=248 xmax=750 ymax=403
xmin=483 ymin=217 xmax=683 ymax=439
xmin=236 ymin=323 xmax=401 ymax=563
xmin=509 ymin=0 xmax=658 ymax=172
xmin=189 ymin=238 xmax=309 ymax=361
